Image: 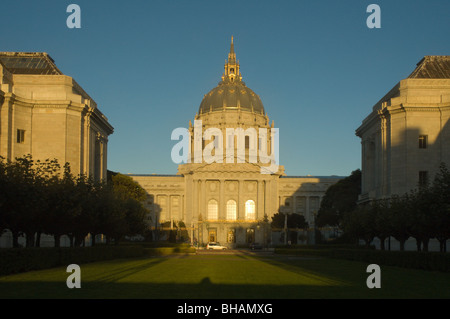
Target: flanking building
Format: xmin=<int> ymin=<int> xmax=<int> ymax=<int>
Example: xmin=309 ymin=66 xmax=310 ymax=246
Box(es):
xmin=0 ymin=52 xmax=114 ymax=247
xmin=0 ymin=52 xmax=113 ymax=180
xmin=356 ymin=56 xmax=450 ymax=202
xmin=356 ymin=55 xmax=450 ymax=251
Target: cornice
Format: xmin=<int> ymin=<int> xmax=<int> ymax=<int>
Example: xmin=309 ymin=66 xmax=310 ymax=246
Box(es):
xmin=357 ymin=103 xmax=450 ymax=136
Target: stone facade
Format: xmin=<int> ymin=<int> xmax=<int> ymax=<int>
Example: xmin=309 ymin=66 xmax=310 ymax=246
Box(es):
xmin=0 ymin=52 xmax=113 ymax=179
xmin=356 ymin=56 xmax=450 ymax=202
xmin=129 ymin=39 xmax=341 ymax=246
xmin=130 ymin=173 xmax=339 ymax=247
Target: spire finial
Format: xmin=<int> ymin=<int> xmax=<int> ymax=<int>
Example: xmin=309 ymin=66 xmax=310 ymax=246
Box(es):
xmin=230 ymin=35 xmax=235 ymax=55
xmin=223 ymin=36 xmax=241 ymax=83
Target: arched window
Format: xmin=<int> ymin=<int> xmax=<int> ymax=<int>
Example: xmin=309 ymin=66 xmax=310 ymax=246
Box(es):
xmin=207 ymin=199 xmax=218 ymax=220
xmin=226 ymin=200 xmax=237 ymax=220
xmin=245 ymin=200 xmax=256 ymax=220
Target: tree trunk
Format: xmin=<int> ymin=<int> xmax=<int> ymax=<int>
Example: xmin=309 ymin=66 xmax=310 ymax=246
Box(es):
xmin=35 ymin=231 xmax=41 ymax=247
xmin=74 ymin=234 xmax=84 ymax=247
xmin=26 ymin=231 xmax=35 ymax=247
xmin=415 ymin=238 xmax=422 ymax=252
xmin=12 ymin=230 xmax=20 ymax=248
xmin=379 ymin=236 xmax=386 ymax=250
xmin=364 ymin=236 xmax=374 ymax=248
xmin=422 ymin=238 xmax=429 ymax=252
xmin=91 ymin=234 xmax=96 ymax=246
xmin=54 ymin=234 xmax=61 ymax=248
xmin=399 ymin=240 xmax=405 ymax=251
xmin=438 ymin=238 xmax=447 ymax=252
xmin=68 ymin=234 xmax=74 ymax=248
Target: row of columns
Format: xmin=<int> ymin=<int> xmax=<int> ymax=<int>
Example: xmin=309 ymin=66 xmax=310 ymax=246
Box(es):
xmin=192 ymin=179 xmax=272 ymax=221
xmin=155 ymin=194 xmax=184 ymax=223
xmin=279 ymin=195 xmax=324 ymax=225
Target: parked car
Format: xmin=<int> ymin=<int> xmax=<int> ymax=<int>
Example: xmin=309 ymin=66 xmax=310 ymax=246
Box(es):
xmin=206 ymin=242 xmax=227 ymax=250
xmin=249 ymin=242 xmax=263 ymax=250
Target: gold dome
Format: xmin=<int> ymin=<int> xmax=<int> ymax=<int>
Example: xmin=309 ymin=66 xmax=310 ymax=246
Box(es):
xmin=198 ymin=37 xmax=265 ymax=115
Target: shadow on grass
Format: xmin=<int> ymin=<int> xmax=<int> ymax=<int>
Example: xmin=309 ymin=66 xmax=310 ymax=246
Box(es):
xmin=0 ymin=279 xmax=376 ymax=299
xmin=1 ymin=254 xmax=449 ymax=299
xmin=244 ymin=253 xmax=450 ymax=299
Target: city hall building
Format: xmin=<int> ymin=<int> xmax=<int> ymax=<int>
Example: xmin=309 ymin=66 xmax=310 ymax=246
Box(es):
xmin=130 ymin=38 xmax=341 ymax=247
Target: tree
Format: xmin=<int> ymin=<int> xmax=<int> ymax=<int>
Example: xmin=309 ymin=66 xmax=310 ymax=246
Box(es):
xmin=389 ymin=194 xmax=412 ymax=251
xmin=0 ymin=157 xmax=8 ymax=237
xmin=123 ymin=198 xmax=148 ymax=237
xmin=110 ymin=172 xmax=146 ymax=202
xmin=408 ymin=186 xmax=436 ymax=252
xmin=71 ymin=174 xmax=98 ymax=246
xmin=43 ymin=163 xmax=82 ymax=247
xmin=316 ymin=169 xmax=361 ymax=230
xmin=430 ymin=163 xmax=450 ymax=252
xmin=271 ymin=210 xmax=308 ymax=244
xmin=109 ymin=172 xmax=149 ymax=242
xmin=342 ymin=204 xmax=376 ymax=247
xmin=372 ymin=199 xmax=392 ymax=250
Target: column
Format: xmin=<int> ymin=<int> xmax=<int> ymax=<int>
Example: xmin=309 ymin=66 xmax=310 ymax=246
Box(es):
xmin=306 ymin=196 xmax=311 ymax=224
xmin=184 ymin=175 xmax=193 ymax=224
xmin=257 ymin=180 xmax=263 ymax=220
xmin=181 ymin=195 xmax=184 ymax=221
xmin=193 ymin=179 xmax=198 ymax=220
xmin=238 ymin=180 xmax=244 ymax=220
xmin=264 ymin=180 xmax=271 ymax=218
xmin=293 ymin=195 xmax=297 ymax=215
xmin=219 ymin=179 xmax=224 ymax=220
xmin=199 ymin=179 xmax=204 ymax=220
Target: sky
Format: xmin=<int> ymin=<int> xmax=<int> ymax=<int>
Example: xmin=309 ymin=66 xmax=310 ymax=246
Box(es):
xmin=1 ymin=0 xmax=449 ymax=176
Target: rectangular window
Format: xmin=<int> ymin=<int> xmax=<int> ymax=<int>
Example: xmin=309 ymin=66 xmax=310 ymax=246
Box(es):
xmin=16 ymin=129 xmax=25 ymax=144
xmin=296 ymin=196 xmax=306 ymax=214
xmin=419 ymin=135 xmax=427 ymax=149
xmin=419 ymin=171 xmax=428 ymax=187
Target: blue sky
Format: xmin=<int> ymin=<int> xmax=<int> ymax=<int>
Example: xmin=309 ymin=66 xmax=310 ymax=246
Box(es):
xmin=1 ymin=0 xmax=449 ymax=176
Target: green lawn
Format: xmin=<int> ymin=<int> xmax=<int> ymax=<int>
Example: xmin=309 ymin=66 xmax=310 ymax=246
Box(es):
xmin=0 ymin=253 xmax=449 ymax=299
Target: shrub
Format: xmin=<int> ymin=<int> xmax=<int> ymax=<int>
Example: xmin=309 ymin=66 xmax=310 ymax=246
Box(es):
xmin=0 ymin=246 xmax=144 ymax=276
xmin=274 ymin=246 xmax=449 ymax=272
xmin=144 ymin=246 xmax=196 ymax=256
xmin=328 ymin=249 xmax=450 ymax=272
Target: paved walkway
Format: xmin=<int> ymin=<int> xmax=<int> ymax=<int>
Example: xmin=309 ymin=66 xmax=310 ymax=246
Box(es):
xmin=195 ymin=248 xmax=274 ymax=256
